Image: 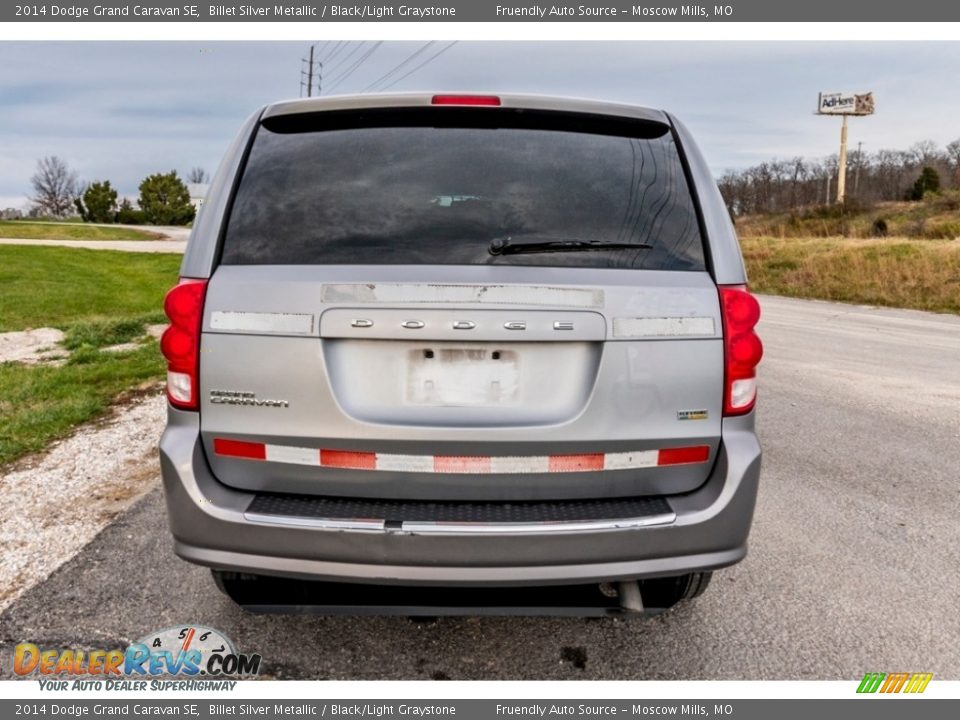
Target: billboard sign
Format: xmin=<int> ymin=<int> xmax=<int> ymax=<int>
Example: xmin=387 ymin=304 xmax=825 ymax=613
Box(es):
xmin=817 ymin=92 xmax=875 ymax=116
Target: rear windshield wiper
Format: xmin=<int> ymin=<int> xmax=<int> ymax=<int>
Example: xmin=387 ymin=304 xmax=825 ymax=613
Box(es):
xmin=488 ymin=236 xmax=653 ymax=256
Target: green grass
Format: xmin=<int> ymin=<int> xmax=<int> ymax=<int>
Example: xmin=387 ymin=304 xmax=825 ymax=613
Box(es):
xmin=63 ymin=316 xmax=165 ymax=351
xmin=0 ymin=246 xmax=181 ymax=331
xmin=0 ymin=344 xmax=164 ymax=466
xmin=0 ymin=246 xmax=180 ymax=467
xmin=0 ymin=220 xmax=160 ymax=241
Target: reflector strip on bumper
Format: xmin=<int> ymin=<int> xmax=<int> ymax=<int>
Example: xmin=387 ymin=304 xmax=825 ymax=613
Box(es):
xmin=213 ymin=439 xmax=711 ymax=474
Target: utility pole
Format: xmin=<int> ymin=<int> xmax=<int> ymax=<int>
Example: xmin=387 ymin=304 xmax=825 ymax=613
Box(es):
xmin=825 ymin=175 xmax=831 ymax=205
xmin=307 ymin=45 xmax=314 ymax=97
xmin=300 ymin=45 xmax=321 ymax=97
xmin=854 ymin=141 xmax=863 ymax=198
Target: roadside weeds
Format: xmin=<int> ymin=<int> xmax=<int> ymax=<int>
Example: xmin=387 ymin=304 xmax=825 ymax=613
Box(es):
xmin=742 ymin=236 xmax=960 ymax=315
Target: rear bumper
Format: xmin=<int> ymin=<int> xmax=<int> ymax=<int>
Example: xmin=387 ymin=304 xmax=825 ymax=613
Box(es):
xmin=159 ymin=408 xmax=761 ymax=586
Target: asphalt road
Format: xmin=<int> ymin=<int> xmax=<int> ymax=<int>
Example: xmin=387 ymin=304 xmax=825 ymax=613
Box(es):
xmin=2 ymin=295 xmax=958 ymax=680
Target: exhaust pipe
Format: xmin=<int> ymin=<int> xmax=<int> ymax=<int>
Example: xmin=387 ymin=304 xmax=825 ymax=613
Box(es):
xmin=617 ymin=580 xmax=644 ymax=613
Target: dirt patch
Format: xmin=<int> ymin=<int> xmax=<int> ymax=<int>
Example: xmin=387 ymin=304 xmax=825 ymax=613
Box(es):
xmin=1 ymin=324 xmax=168 ymax=363
xmin=0 ymin=392 xmax=166 ymax=612
xmin=0 ymin=328 xmax=65 ymax=364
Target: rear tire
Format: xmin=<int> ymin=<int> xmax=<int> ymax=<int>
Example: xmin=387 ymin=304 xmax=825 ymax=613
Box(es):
xmin=211 ymin=569 xmax=263 ymax=605
xmin=210 ymin=569 xmax=713 ymax=614
xmin=638 ymin=572 xmax=712 ymax=610
xmin=210 ymin=568 xmax=231 ymax=595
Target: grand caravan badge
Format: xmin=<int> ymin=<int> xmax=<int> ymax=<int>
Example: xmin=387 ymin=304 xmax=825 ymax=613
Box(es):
xmin=209 ymin=390 xmax=289 ymax=408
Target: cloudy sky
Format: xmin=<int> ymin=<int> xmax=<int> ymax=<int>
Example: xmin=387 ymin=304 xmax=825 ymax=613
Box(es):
xmin=2 ymin=41 xmax=959 ymax=209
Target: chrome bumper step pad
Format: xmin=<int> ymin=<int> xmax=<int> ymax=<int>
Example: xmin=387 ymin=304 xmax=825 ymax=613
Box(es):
xmin=244 ymin=493 xmax=675 ymax=534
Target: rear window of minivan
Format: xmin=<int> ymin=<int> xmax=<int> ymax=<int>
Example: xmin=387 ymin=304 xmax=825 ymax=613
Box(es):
xmin=220 ymin=108 xmax=706 ymax=271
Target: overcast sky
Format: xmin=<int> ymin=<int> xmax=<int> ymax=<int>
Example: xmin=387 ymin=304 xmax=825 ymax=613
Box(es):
xmin=2 ymin=41 xmax=959 ymax=209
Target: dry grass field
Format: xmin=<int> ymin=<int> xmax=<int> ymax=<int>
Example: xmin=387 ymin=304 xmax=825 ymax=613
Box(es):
xmin=742 ymin=236 xmax=960 ymax=315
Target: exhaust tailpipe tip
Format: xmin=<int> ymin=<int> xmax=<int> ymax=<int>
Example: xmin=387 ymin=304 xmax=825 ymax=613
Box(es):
xmin=618 ymin=580 xmax=644 ymax=613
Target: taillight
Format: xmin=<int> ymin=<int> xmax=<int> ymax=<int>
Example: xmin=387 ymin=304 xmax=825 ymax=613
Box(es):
xmin=160 ymin=278 xmax=208 ymax=410
xmin=431 ymin=94 xmax=501 ymax=106
xmin=719 ymin=285 xmax=763 ymax=416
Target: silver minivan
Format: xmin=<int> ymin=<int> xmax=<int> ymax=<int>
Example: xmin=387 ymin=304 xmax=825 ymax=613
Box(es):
xmin=159 ymin=93 xmax=763 ymax=615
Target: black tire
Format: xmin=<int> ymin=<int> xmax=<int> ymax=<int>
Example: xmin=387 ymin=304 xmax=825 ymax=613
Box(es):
xmin=210 ymin=568 xmax=232 ymax=595
xmin=210 ymin=569 xmax=264 ymax=604
xmin=638 ymin=572 xmax=712 ymax=610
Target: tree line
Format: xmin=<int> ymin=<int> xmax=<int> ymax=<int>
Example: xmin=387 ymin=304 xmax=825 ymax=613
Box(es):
xmin=717 ymin=139 xmax=960 ymax=216
xmin=27 ymin=156 xmax=209 ymax=226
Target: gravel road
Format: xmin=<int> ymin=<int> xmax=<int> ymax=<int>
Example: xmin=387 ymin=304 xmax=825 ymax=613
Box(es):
xmin=0 ymin=238 xmax=186 ymax=253
xmin=1 ymin=295 xmax=958 ymax=680
xmin=0 ymin=224 xmax=189 ymax=253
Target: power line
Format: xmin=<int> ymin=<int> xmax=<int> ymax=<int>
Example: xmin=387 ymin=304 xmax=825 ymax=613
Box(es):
xmin=325 ymin=41 xmax=383 ymax=93
xmin=311 ymin=41 xmax=332 ymax=64
xmin=325 ymin=41 xmax=366 ymax=76
xmin=319 ymin=41 xmax=346 ymax=64
xmin=360 ymin=42 xmax=435 ymax=93
xmin=376 ymin=41 xmax=458 ymax=92
xmin=325 ymin=42 xmax=381 ymax=90
xmin=300 ymin=41 xmax=369 ymax=97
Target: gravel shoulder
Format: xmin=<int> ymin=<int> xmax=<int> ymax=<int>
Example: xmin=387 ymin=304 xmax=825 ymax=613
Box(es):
xmin=0 ymin=392 xmax=166 ymax=613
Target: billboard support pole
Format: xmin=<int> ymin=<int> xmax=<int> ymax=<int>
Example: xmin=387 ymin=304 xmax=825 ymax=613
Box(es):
xmin=817 ymin=92 xmax=874 ymax=205
xmin=837 ymin=114 xmax=849 ymax=204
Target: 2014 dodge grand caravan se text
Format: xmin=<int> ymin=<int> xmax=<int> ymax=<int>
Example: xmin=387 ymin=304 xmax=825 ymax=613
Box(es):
xmin=158 ymin=93 xmax=763 ymax=615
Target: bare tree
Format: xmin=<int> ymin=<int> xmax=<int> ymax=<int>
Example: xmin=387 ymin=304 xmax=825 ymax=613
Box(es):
xmin=30 ymin=156 xmax=79 ymax=217
xmin=872 ymin=149 xmax=908 ymax=201
xmin=718 ymin=139 xmax=960 ymax=216
xmin=946 ymin=139 xmax=960 ymax=186
xmin=187 ymin=167 xmax=209 ymax=184
xmin=907 ymin=140 xmax=940 ymax=168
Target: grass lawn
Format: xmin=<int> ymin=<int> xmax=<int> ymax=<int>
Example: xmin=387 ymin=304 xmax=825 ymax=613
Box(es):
xmin=743 ymin=236 xmax=960 ymax=315
xmin=0 ymin=220 xmax=161 ymax=241
xmin=0 ymin=345 xmax=163 ymax=465
xmin=0 ymin=245 xmax=180 ymax=331
xmin=0 ymin=246 xmax=181 ymax=466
